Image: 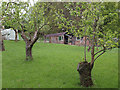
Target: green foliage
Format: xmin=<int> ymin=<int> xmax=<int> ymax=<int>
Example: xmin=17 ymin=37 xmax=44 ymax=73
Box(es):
xmin=2 ymin=1 xmax=54 ymax=36
xmin=55 ymin=2 xmax=119 ymax=50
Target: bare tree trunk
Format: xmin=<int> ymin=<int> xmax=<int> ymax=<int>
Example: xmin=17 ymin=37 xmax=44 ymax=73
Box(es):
xmin=88 ymin=39 xmax=91 ymax=52
xmin=2 ymin=40 xmax=5 ymax=51
xmin=91 ymin=40 xmax=95 ymax=63
xmin=90 ymin=17 xmax=99 ymax=66
xmin=88 ymin=45 xmax=91 ymax=52
xmin=77 ymin=61 xmax=93 ymax=87
xmin=21 ymin=33 xmax=33 ymax=61
xmin=26 ymin=44 xmax=33 ymax=60
xmin=0 ymin=30 xmax=5 ymax=51
xmin=14 ymin=30 xmax=18 ymax=42
xmin=21 ymin=31 xmax=33 ymax=61
xmin=21 ymin=30 xmax=39 ymax=61
xmin=0 ymin=40 xmax=5 ymax=51
xmin=84 ymin=36 xmax=87 ymax=61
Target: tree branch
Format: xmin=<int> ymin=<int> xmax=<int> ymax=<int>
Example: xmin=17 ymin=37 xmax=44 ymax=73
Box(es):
xmin=94 ymin=51 xmax=106 ymax=61
xmin=91 ymin=46 xmax=112 ymax=66
xmin=38 ymin=24 xmax=50 ymax=31
xmin=94 ymin=48 xmax=105 ymax=56
xmin=17 ymin=21 xmax=30 ymax=42
xmin=29 ymin=32 xmax=32 ymax=41
xmin=30 ymin=30 xmax=39 ymax=46
xmin=30 ymin=24 xmax=51 ymax=46
xmin=5 ymin=2 xmax=20 ymax=11
xmin=21 ymin=31 xmax=29 ymax=42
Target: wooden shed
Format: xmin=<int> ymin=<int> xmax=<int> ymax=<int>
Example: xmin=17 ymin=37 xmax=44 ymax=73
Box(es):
xmin=44 ymin=32 xmax=67 ymax=44
xmin=44 ymin=32 xmax=90 ymax=46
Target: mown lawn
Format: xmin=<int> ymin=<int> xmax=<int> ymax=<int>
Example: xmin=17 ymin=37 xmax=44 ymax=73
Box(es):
xmin=2 ymin=40 xmax=118 ymax=88
xmin=0 ymin=51 xmax=2 ymax=89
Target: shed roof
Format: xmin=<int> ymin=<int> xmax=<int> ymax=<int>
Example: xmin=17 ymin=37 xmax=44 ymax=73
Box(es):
xmin=45 ymin=32 xmax=66 ymax=37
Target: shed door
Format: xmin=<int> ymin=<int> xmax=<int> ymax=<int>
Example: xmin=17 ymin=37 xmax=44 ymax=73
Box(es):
xmin=64 ymin=35 xmax=68 ymax=44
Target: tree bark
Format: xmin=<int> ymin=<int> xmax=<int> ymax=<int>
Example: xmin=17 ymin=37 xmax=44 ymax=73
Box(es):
xmin=90 ymin=17 xmax=99 ymax=66
xmin=14 ymin=30 xmax=18 ymax=42
xmin=26 ymin=44 xmax=33 ymax=60
xmin=21 ymin=30 xmax=39 ymax=61
xmin=77 ymin=61 xmax=93 ymax=87
xmin=88 ymin=45 xmax=91 ymax=52
xmin=0 ymin=30 xmax=5 ymax=51
xmin=21 ymin=31 xmax=34 ymax=61
xmin=84 ymin=36 xmax=87 ymax=61
xmin=0 ymin=40 xmax=5 ymax=51
xmin=91 ymin=43 xmax=95 ymax=66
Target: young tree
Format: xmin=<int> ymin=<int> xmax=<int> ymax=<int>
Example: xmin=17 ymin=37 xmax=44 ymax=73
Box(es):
xmin=55 ymin=2 xmax=118 ymax=87
xmin=2 ymin=1 xmax=52 ymax=60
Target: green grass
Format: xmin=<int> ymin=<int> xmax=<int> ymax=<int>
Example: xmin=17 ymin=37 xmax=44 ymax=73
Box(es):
xmin=0 ymin=51 xmax=2 ymax=89
xmin=2 ymin=40 xmax=118 ymax=88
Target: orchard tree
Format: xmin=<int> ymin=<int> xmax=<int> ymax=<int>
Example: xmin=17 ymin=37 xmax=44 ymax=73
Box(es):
xmin=2 ymin=1 xmax=52 ymax=60
xmin=55 ymin=2 xmax=118 ymax=87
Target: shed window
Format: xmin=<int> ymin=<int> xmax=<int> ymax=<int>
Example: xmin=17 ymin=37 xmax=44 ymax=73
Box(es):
xmin=59 ymin=36 xmax=63 ymax=41
xmin=76 ymin=37 xmax=80 ymax=40
xmin=81 ymin=37 xmax=83 ymax=40
xmin=46 ymin=37 xmax=49 ymax=41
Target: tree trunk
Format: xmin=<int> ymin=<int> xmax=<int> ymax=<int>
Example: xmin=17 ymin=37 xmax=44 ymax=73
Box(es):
xmin=2 ymin=40 xmax=5 ymax=51
xmin=15 ymin=30 xmax=18 ymax=42
xmin=0 ymin=40 xmax=5 ymax=51
xmin=84 ymin=36 xmax=87 ymax=61
xmin=0 ymin=30 xmax=5 ymax=51
xmin=91 ymin=44 xmax=95 ymax=65
xmin=26 ymin=45 xmax=33 ymax=60
xmin=77 ymin=61 xmax=93 ymax=87
xmin=21 ymin=30 xmax=39 ymax=61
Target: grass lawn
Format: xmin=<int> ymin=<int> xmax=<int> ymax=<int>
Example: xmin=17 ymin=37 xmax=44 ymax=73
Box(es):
xmin=2 ymin=40 xmax=118 ymax=88
xmin=0 ymin=51 xmax=2 ymax=89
